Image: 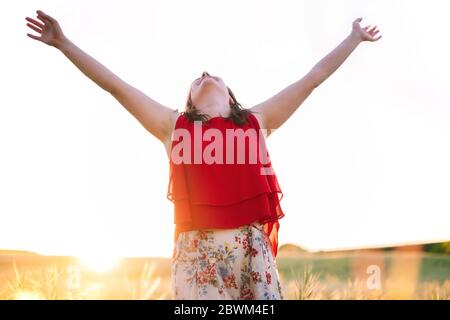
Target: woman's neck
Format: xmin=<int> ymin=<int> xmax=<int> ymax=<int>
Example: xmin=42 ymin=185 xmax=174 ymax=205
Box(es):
xmin=200 ymin=107 xmax=231 ymax=118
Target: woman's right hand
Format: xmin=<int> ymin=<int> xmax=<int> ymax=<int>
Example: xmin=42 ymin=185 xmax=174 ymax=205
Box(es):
xmin=25 ymin=10 xmax=67 ymax=48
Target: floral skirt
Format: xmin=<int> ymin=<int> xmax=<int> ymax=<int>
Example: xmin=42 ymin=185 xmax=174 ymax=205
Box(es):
xmin=171 ymin=221 xmax=284 ymax=300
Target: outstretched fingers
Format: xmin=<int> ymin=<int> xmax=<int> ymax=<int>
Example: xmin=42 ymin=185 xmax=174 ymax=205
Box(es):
xmin=36 ymin=10 xmax=56 ymax=24
xmin=35 ymin=14 xmax=50 ymax=26
xmin=25 ymin=16 xmax=43 ymax=40
xmin=25 ymin=17 xmax=45 ymax=29
xmin=37 ymin=14 xmax=52 ymax=27
xmin=26 ymin=33 xmax=41 ymax=41
xmin=373 ymin=35 xmax=382 ymax=41
xmin=368 ymin=26 xmax=382 ymax=41
xmin=26 ymin=22 xmax=42 ymax=34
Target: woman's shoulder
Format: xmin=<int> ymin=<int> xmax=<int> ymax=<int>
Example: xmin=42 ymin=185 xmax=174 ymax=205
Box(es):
xmin=246 ymin=112 xmax=263 ymax=131
xmin=248 ymin=112 xmax=271 ymax=138
xmin=170 ymin=111 xmax=186 ymax=127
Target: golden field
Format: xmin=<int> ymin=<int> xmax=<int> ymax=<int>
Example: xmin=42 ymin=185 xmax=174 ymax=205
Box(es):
xmin=1 ymin=245 xmax=449 ymax=300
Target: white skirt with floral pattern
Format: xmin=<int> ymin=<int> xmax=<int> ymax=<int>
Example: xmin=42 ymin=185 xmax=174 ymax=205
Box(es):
xmin=171 ymin=221 xmax=284 ymax=300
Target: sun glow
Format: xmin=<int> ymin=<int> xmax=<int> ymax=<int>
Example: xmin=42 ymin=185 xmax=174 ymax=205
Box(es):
xmin=78 ymin=255 xmax=122 ymax=273
xmin=14 ymin=290 xmax=45 ymax=300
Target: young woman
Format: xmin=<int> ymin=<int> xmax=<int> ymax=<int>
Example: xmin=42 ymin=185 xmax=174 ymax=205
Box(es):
xmin=25 ymin=10 xmax=381 ymax=300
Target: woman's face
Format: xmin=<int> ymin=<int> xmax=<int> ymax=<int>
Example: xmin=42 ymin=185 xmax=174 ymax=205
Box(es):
xmin=190 ymin=71 xmax=231 ymax=107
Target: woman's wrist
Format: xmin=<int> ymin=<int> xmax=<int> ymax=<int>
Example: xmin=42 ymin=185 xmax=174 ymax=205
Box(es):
xmin=54 ymin=36 xmax=71 ymax=51
xmin=348 ymin=31 xmax=363 ymax=45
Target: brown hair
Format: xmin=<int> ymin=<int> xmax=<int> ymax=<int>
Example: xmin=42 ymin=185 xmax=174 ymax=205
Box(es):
xmin=181 ymin=86 xmax=254 ymax=126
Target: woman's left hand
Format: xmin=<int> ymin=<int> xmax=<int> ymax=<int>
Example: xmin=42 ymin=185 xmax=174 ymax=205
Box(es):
xmin=351 ymin=17 xmax=382 ymax=42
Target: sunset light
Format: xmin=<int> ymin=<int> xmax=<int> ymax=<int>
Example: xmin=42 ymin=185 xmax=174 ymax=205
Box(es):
xmin=78 ymin=255 xmax=122 ymax=273
xmin=0 ymin=0 xmax=449 ymax=303
xmin=14 ymin=290 xmax=45 ymax=300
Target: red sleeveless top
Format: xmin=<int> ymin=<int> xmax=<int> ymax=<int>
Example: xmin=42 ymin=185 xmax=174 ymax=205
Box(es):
xmin=167 ymin=112 xmax=285 ymax=257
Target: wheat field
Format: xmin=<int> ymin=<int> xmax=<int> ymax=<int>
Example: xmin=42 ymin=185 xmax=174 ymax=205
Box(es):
xmin=1 ymin=248 xmax=449 ymax=300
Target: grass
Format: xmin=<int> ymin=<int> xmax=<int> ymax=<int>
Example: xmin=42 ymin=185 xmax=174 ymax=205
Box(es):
xmin=0 ymin=251 xmax=449 ymax=300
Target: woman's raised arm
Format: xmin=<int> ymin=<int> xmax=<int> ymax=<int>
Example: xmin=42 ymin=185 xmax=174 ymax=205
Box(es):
xmin=26 ymin=10 xmax=178 ymax=144
xmin=250 ymin=17 xmax=382 ymax=137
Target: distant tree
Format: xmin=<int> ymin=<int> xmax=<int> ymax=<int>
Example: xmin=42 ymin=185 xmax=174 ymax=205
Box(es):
xmin=279 ymin=243 xmax=307 ymax=253
xmin=423 ymin=242 xmax=450 ymax=254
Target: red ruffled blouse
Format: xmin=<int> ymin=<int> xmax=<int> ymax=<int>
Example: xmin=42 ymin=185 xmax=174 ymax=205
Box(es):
xmin=167 ymin=112 xmax=285 ymax=257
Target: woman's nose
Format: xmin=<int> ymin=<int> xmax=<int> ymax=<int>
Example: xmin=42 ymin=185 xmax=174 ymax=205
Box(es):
xmin=202 ymin=71 xmax=210 ymax=77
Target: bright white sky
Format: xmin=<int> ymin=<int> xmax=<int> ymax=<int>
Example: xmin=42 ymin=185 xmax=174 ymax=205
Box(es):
xmin=1 ymin=0 xmax=449 ymax=258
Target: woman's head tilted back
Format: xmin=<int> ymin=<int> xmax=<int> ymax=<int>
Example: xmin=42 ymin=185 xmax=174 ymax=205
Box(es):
xmin=182 ymin=71 xmax=252 ymax=125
